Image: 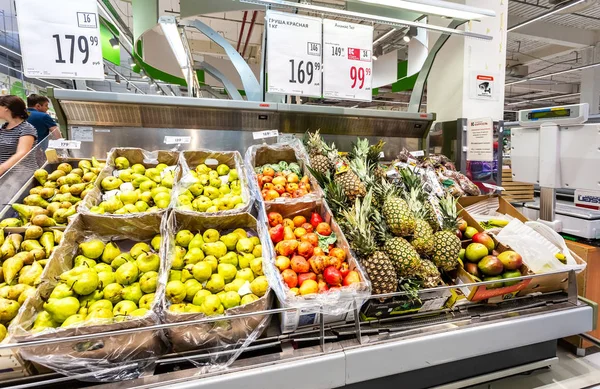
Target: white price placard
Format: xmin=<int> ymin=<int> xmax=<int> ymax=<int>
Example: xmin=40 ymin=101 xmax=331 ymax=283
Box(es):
xmin=15 ymin=0 xmax=104 ymax=80
xmin=266 ymin=10 xmax=322 ymax=97
xmin=253 ymin=130 xmax=279 ymax=140
xmin=466 ymin=118 xmax=494 ymax=162
xmin=48 ymin=139 xmax=81 ymax=150
xmin=164 ymin=136 xmax=191 ymax=145
xmin=323 ymin=19 xmax=373 ymax=101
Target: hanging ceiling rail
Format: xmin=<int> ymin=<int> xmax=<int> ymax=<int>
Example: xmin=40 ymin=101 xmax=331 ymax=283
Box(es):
xmin=239 ymin=0 xmax=494 ymax=40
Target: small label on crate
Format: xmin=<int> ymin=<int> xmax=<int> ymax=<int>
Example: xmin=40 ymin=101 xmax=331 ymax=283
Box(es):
xmin=410 ymin=150 xmax=425 ymax=157
xmin=164 ymin=136 xmax=191 ymax=145
xmin=282 ymin=309 xmax=299 ymax=333
xmin=253 ymin=130 xmax=279 ymax=140
xmin=48 ymin=139 xmax=81 ymax=150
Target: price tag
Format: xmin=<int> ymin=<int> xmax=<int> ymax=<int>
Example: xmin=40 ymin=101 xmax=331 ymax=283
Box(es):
xmin=48 ymin=139 xmax=81 ymax=150
xmin=266 ymin=10 xmax=322 ymax=97
xmin=323 ymin=19 xmax=373 ymax=101
xmin=253 ymin=130 xmax=279 ymax=140
xmin=410 ymin=150 xmax=425 ymax=157
xmin=15 ymin=0 xmax=104 ymax=80
xmin=164 ymin=136 xmax=191 ymax=145
xmin=71 ymin=126 xmax=93 ymax=142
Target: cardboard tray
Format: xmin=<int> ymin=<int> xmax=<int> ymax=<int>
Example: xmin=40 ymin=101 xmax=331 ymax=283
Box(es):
xmin=11 ymin=213 xmax=167 ymax=366
xmin=79 ymin=148 xmax=179 ymax=217
xmin=162 ymin=211 xmax=273 ymax=353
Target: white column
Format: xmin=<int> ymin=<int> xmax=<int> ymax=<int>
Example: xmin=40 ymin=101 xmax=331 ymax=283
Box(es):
xmin=427 ymin=0 xmax=508 ymax=122
xmin=580 ymin=43 xmax=600 ymax=114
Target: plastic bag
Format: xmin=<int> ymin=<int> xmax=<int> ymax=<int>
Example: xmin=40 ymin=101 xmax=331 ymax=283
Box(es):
xmin=172 ymin=150 xmax=252 ymax=216
xmin=244 ymin=139 xmax=324 ymax=206
xmin=9 ymin=213 xmax=168 ymax=382
xmin=496 ymin=219 xmax=585 ymax=274
xmin=78 ymin=148 xmax=179 ymax=217
xmin=160 ymin=210 xmax=272 ymax=372
xmin=259 ymin=198 xmax=371 ymax=316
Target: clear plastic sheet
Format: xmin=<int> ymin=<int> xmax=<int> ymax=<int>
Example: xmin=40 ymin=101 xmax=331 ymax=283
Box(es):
xmin=259 ymin=199 xmax=371 ymax=316
xmin=173 ymin=150 xmax=252 ymax=216
xmin=161 ymin=210 xmax=272 ymax=372
xmin=78 ymin=148 xmax=180 ymax=217
xmin=9 ymin=213 xmax=167 ymax=382
xmin=244 ymin=139 xmax=324 ymax=206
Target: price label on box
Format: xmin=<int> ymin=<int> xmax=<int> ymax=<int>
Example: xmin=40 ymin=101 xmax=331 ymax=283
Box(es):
xmin=164 ymin=136 xmax=191 ymax=145
xmin=266 ymin=10 xmax=322 ymax=97
xmin=323 ymin=19 xmax=373 ymax=101
xmin=15 ymin=0 xmax=104 ymax=80
xmin=48 ymin=139 xmax=81 ymax=150
xmin=253 ymin=130 xmax=279 ymax=140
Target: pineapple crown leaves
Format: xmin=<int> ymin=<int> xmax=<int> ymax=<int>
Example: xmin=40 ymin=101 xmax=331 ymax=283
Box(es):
xmin=403 ymin=188 xmax=429 ymax=220
xmin=340 ymin=191 xmax=377 ymax=257
xmin=399 ymin=167 xmax=422 ymax=192
xmin=438 ymin=193 xmax=459 ymax=231
xmin=397 ymin=277 xmax=422 ymax=303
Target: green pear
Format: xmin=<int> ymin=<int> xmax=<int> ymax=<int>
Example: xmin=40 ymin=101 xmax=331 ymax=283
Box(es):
xmin=29 ymin=248 xmax=46 ymax=262
xmin=103 ymin=283 xmax=123 ymax=304
xmin=119 ymin=190 xmax=139 ymax=205
xmin=139 ymin=271 xmax=158 ymax=294
xmin=202 ymin=229 xmax=220 ymax=243
xmin=131 ymin=164 xmax=146 ymax=175
xmin=0 ymin=217 xmax=22 ymax=228
xmin=94 ymin=263 xmax=113 ymax=273
xmin=114 ymin=157 xmax=130 ymax=170
xmin=3 ymin=255 xmax=24 ymax=284
xmin=49 ymin=283 xmax=74 ymax=299
xmin=61 ymin=313 xmax=86 ymax=328
xmin=135 ymin=201 xmax=149 ymax=212
xmin=221 ymin=291 xmax=241 ymax=309
xmin=161 ymin=174 xmax=174 ymax=189
xmin=169 ymin=303 xmax=187 ymax=313
xmin=236 ymin=238 xmax=255 ymax=254
xmin=79 ymin=239 xmax=105 ymax=259
xmin=241 ymin=294 xmax=260 ymax=305
xmin=97 ymin=271 xmax=116 ymax=289
xmin=57 ymin=162 xmax=73 ymax=174
xmin=78 ymin=290 xmax=103 ymax=307
xmin=204 ymin=255 xmax=218 ymax=272
xmin=202 ymin=242 xmax=227 ymax=258
xmin=18 ymin=285 xmax=36 ymax=305
xmin=113 ymin=300 xmax=137 ymax=317
xmin=184 ymin=279 xmax=203 ymax=302
xmin=43 ymin=297 xmax=80 ymax=323
xmin=74 ymin=255 xmax=96 ymax=268
xmin=166 ymin=280 xmax=186 ymax=304
xmin=206 ymin=274 xmax=225 ymax=294
xmin=218 ymin=263 xmax=237 ymax=283
xmin=181 ymin=267 xmax=194 ymax=283
xmin=19 ymin=261 xmax=43 ymax=286
xmin=220 ymin=233 xmax=239 ymax=251
xmin=24 ymin=226 xmax=43 ymax=240
xmin=32 ymin=311 xmax=58 ymax=332
xmin=169 ymin=270 xmax=182 ymax=282
xmin=34 ymin=169 xmax=49 ymax=185
xmin=189 ymin=262 xmax=212 ymax=282
xmin=225 ymin=278 xmax=247 ymax=293
xmin=129 ymin=308 xmax=149 ymax=317
xmin=185 ymin=304 xmax=203 ymax=313
xmin=6 ymin=283 xmax=28 ymax=301
xmin=171 ymin=246 xmax=186 ymax=270
xmin=136 ymin=252 xmax=160 ymax=273
xmin=250 ymin=257 xmax=264 ymax=276
xmin=192 ymin=289 xmax=212 ymax=306
xmin=103 ymin=196 xmax=123 ymax=213
xmin=23 ymin=194 xmax=49 ymax=208
xmin=151 ymin=235 xmax=161 ymax=252
xmin=138 ymin=293 xmax=155 ymax=310
xmin=85 ymin=308 xmax=113 ymax=323
xmin=111 ymin=253 xmax=134 ymax=270
xmin=121 ymin=283 xmax=142 ymax=304
xmin=115 ymin=262 xmax=139 ymax=285
xmin=21 ymin=239 xmax=42 ymax=252
xmin=201 ymin=295 xmax=222 ymax=316
xmin=183 ymin=247 xmax=205 ymax=265
xmin=101 ymin=241 xmax=121 ymax=264
xmin=118 ymin=169 xmax=133 ymax=182
xmin=188 ymin=234 xmax=204 ymax=250
xmin=175 ymin=230 xmax=194 ymax=248
xmin=71 ymin=269 xmax=99 ymax=295
xmin=250 ymin=276 xmax=268 ymax=297
xmin=218 ymin=251 xmax=238 ymax=267
xmin=145 ymin=168 xmax=161 ymax=183
xmin=88 ymin=299 xmax=113 ymax=312
xmin=0 ymin=323 xmax=6 ymax=341
xmin=130 ymin=242 xmax=151 ymax=259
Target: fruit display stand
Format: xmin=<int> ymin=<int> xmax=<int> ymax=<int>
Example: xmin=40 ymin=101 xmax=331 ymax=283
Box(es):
xmin=0 ymin=90 xmax=594 ymax=387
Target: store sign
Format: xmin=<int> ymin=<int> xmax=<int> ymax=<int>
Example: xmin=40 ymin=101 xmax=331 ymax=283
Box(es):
xmin=266 ymin=10 xmax=322 ymax=97
xmin=322 ymin=19 xmax=373 ymax=101
xmin=48 ymin=139 xmax=81 ymax=150
xmin=470 ymin=72 xmax=498 ymax=101
xmin=15 ymin=0 xmax=104 ymax=80
xmin=466 ymin=118 xmax=493 ymax=162
xmin=71 ymin=126 xmax=94 ymax=142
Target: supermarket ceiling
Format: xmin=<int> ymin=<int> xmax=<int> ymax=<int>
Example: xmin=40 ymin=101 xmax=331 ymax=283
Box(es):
xmin=105 ymin=0 xmax=600 ymax=110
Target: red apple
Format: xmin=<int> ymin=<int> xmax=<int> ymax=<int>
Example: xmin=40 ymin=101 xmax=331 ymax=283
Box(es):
xmin=457 ymin=218 xmax=467 ymax=232
xmin=268 ymin=212 xmax=283 ymax=227
xmin=298 ymin=272 xmax=317 ymax=286
xmin=269 ymin=224 xmax=284 ymax=243
xmin=472 ymin=232 xmax=495 ymax=252
xmin=281 ymin=269 xmax=298 ymax=288
xmin=343 ymin=271 xmax=361 ymax=286
xmin=301 ymin=222 xmax=314 ymax=233
xmin=497 ymin=250 xmax=523 ymax=270
xmin=323 ymin=266 xmax=343 ymax=286
xmin=339 ymin=262 xmax=350 ymax=278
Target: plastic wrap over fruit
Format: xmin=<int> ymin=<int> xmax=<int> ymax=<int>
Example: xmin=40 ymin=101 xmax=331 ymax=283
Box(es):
xmin=172 ymin=150 xmax=252 ymax=217
xmin=259 ymin=199 xmax=371 ymax=316
xmin=160 ymin=210 xmax=272 ymax=372
xmin=245 ymin=138 xmax=324 ymax=207
xmin=78 ymin=148 xmax=180 ymax=217
xmin=9 ymin=213 xmax=168 ymax=382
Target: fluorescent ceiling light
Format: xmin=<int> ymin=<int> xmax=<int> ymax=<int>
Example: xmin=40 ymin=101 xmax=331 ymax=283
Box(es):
xmin=357 ymin=0 xmax=495 ymax=20
xmin=506 ymin=62 xmax=600 ymax=86
xmin=506 ymin=93 xmax=581 ymax=106
xmin=508 ymin=0 xmax=586 ymax=32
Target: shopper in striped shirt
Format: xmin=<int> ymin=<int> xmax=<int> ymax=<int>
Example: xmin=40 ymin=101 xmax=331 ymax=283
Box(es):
xmin=0 ymin=95 xmax=37 ymax=176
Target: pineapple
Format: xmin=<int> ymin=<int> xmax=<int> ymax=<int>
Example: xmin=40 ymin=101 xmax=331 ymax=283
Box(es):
xmin=373 ymin=210 xmax=421 ymax=278
xmin=341 ymin=192 xmax=397 ymax=295
xmin=413 ymin=258 xmax=443 ymax=288
xmin=404 ymin=188 xmax=434 ymax=257
xmin=328 ymin=144 xmax=366 ymax=202
xmin=400 ymin=167 xmax=439 ymax=232
xmin=431 ymin=194 xmax=462 ymax=272
xmin=379 ymin=180 xmax=415 ymax=237
xmin=305 ymin=130 xmax=333 ymax=176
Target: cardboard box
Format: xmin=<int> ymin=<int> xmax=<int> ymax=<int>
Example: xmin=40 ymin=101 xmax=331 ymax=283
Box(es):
xmin=360 ymin=288 xmax=454 ymax=321
xmin=458 ymin=195 xmax=528 ymax=223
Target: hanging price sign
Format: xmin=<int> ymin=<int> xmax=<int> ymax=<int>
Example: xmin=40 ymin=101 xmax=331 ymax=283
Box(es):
xmin=323 ymin=19 xmax=373 ymax=101
xmin=15 ymin=0 xmax=104 ymax=80
xmin=266 ymin=10 xmax=322 ymax=97
xmin=48 ymin=139 xmax=81 ymax=150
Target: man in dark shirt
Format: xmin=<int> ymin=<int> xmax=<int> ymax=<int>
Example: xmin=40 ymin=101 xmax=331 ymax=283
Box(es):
xmin=26 ymin=94 xmax=59 ymax=142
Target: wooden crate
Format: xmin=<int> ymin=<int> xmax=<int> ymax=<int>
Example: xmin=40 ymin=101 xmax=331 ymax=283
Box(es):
xmin=501 ymin=167 xmax=534 ymax=202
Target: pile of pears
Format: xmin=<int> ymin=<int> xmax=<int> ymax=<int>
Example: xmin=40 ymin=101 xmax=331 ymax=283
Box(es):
xmin=1 ymin=158 xmax=104 ymax=228
xmin=30 ymin=235 xmax=161 ymax=332
xmin=166 ymin=228 xmax=268 ymax=315
xmin=0 ymin=227 xmax=62 ymax=341
xmin=176 ymin=163 xmax=245 ymax=213
xmin=93 ymin=157 xmax=175 ymax=215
